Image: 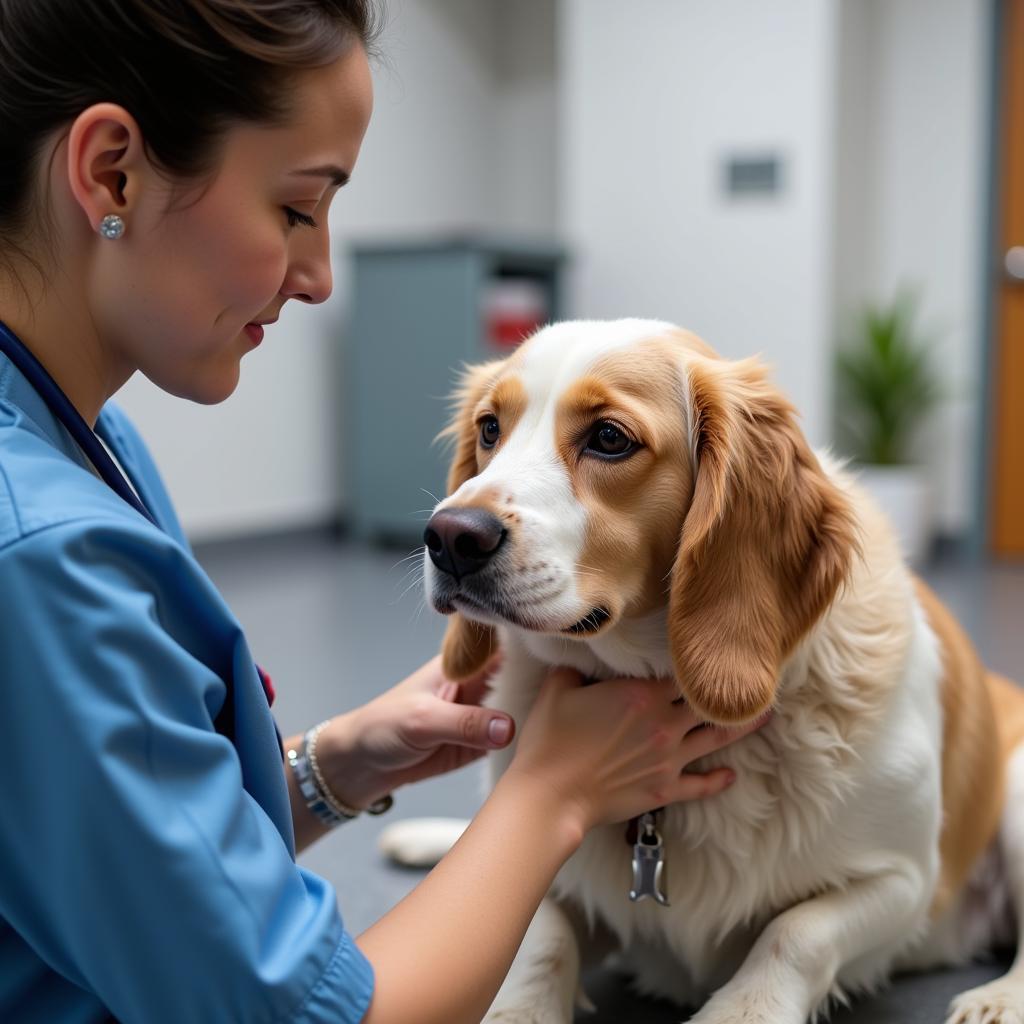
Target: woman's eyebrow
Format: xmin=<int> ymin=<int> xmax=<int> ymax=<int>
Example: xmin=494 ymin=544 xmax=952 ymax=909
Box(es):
xmin=290 ymin=164 xmax=350 ymax=187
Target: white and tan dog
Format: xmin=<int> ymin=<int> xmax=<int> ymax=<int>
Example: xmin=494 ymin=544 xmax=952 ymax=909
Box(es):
xmin=405 ymin=319 xmax=1024 ymax=1023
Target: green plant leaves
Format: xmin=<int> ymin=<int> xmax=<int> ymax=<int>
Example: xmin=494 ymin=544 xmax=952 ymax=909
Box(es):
xmin=834 ymin=291 xmax=941 ymax=465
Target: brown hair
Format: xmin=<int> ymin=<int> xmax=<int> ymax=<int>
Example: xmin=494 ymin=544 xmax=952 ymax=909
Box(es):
xmin=0 ymin=0 xmax=381 ymax=261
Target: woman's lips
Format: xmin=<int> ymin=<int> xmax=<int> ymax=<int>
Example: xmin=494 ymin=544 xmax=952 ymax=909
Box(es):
xmin=244 ymin=323 xmax=265 ymax=346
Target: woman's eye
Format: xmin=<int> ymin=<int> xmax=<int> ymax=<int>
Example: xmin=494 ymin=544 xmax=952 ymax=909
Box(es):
xmin=284 ymin=207 xmax=318 ymax=229
xmin=479 ymin=416 xmax=500 ymax=448
xmin=586 ymin=421 xmax=636 ymax=458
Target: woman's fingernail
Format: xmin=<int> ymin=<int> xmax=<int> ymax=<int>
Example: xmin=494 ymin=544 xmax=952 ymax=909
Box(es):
xmin=488 ymin=717 xmax=511 ymax=745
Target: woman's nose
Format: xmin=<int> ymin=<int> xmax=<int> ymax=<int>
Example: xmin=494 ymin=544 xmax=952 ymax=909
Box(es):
xmin=282 ymin=234 xmax=333 ymax=305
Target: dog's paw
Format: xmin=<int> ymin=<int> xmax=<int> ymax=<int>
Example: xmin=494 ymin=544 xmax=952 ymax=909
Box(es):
xmin=376 ymin=816 xmax=468 ymax=868
xmin=946 ymin=978 xmax=1024 ymax=1024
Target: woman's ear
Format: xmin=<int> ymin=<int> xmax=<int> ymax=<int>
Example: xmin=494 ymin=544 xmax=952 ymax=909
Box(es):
xmin=65 ymin=103 xmax=146 ymax=233
xmin=433 ymin=361 xmax=504 ymax=679
xmin=668 ymin=355 xmax=859 ymax=724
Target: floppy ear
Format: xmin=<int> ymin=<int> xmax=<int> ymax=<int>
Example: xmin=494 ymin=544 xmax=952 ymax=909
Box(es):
xmin=435 ymin=362 xmax=503 ymax=681
xmin=668 ymin=356 xmax=858 ymax=724
xmin=442 ymin=613 xmax=499 ymax=681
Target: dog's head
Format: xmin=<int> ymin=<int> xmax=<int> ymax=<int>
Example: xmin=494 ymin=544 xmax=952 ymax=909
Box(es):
xmin=423 ymin=319 xmax=857 ymax=725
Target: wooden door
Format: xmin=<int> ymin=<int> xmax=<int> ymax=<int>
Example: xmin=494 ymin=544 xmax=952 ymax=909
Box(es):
xmin=991 ymin=0 xmax=1024 ymax=555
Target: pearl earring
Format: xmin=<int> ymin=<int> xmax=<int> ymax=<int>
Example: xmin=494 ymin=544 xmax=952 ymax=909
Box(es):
xmin=99 ymin=214 xmax=125 ymax=240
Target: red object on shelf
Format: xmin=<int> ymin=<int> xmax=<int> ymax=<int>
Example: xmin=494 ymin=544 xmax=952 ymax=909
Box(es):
xmin=482 ymin=279 xmax=548 ymax=350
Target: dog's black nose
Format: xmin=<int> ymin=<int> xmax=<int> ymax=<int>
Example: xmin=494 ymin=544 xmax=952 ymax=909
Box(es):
xmin=424 ymin=508 xmax=506 ymax=579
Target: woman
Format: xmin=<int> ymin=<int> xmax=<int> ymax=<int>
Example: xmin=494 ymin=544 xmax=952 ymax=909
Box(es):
xmin=0 ymin=2 xmax=764 ymax=1021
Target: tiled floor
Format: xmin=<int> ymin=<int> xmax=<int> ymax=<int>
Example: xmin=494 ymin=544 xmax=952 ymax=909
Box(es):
xmin=195 ymin=531 xmax=1024 ymax=1023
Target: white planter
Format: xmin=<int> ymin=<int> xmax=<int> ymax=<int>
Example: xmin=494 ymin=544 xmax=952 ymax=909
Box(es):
xmin=855 ymin=464 xmax=934 ymax=566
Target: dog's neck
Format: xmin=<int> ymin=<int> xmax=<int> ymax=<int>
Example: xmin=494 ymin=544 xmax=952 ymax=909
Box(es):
xmin=515 ymin=607 xmax=676 ymax=681
xmin=509 ymin=605 xmax=812 ymax=716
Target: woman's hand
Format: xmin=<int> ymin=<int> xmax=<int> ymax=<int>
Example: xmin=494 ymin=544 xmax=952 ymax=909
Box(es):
xmin=505 ymin=668 xmax=771 ymax=836
xmin=357 ymin=667 xmax=772 ymax=1024
xmin=311 ymin=654 xmax=513 ymax=810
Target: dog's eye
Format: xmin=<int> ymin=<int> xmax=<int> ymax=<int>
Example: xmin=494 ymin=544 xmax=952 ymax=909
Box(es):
xmin=479 ymin=416 xmax=500 ymax=449
xmin=586 ymin=421 xmax=635 ymax=458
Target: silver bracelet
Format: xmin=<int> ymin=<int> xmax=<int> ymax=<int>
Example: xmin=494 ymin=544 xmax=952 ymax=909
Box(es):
xmin=286 ymin=739 xmax=351 ymax=829
xmin=299 ymin=720 xmax=393 ymax=826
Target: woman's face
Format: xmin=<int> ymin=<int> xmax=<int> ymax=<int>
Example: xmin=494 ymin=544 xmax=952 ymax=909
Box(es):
xmin=96 ymin=44 xmax=373 ymax=405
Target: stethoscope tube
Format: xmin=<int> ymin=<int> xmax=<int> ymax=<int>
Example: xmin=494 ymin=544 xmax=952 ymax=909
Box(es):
xmin=0 ymin=320 xmax=157 ymax=526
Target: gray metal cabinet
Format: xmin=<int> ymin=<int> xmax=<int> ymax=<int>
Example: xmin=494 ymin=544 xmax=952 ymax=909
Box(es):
xmin=345 ymin=236 xmax=566 ymax=544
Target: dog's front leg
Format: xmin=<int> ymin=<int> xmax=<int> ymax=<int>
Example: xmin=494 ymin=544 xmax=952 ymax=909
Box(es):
xmin=483 ymin=897 xmax=581 ymax=1023
xmin=688 ymin=864 xmax=930 ymax=1024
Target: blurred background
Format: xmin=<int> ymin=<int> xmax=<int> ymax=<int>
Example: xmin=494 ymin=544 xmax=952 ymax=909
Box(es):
xmin=115 ymin=0 xmax=1021 ymax=565
xmin=114 ymin=2 xmax=1024 ymax=1017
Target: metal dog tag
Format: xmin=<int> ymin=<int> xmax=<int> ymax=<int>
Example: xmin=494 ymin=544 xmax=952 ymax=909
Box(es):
xmin=629 ymin=811 xmax=669 ymax=906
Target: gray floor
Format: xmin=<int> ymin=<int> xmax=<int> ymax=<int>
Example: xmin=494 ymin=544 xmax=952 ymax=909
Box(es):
xmin=195 ymin=531 xmax=1024 ymax=1023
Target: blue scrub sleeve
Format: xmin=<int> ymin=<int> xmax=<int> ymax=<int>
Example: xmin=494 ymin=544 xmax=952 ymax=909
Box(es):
xmin=0 ymin=521 xmax=374 ymax=1023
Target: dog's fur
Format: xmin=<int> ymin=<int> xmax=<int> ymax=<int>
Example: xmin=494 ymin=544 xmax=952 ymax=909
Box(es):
xmin=412 ymin=319 xmax=1024 ymax=1023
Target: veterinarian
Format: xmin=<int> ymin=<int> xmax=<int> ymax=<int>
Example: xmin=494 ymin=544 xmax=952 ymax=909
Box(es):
xmin=0 ymin=2 xmax=766 ymax=1021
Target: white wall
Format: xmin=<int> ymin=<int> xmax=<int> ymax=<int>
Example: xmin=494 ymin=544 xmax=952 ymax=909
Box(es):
xmin=116 ymin=0 xmax=558 ymax=541
xmin=833 ymin=0 xmax=873 ymax=327
xmin=493 ymin=0 xmax=559 ymax=236
xmin=559 ymin=0 xmax=841 ymax=447
xmin=847 ymin=0 xmax=989 ymax=533
xmin=116 ymin=0 xmax=989 ymax=541
xmin=559 ymin=0 xmax=990 ymax=532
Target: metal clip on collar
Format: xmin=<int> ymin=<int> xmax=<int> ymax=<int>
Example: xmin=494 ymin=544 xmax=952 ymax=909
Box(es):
xmin=629 ymin=810 xmax=670 ymax=906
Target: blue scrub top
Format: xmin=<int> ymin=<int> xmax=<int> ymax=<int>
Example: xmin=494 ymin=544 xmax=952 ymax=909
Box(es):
xmin=0 ymin=351 xmax=374 ymax=1023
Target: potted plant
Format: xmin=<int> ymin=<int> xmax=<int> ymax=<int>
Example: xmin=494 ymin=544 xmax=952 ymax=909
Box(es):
xmin=835 ymin=291 xmax=941 ymax=565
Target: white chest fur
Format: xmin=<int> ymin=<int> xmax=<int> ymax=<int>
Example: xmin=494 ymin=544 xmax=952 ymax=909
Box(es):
xmin=484 ymin=597 xmax=946 ymax=1004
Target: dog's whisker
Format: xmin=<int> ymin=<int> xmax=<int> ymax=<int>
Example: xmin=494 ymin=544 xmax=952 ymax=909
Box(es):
xmin=392 ymin=563 xmax=425 ymax=590
xmin=389 ymin=565 xmax=425 ymax=598
xmin=396 ymin=571 xmax=422 ymax=593
xmin=389 ymin=549 xmax=425 ymax=573
xmin=409 ymin=598 xmax=428 ymax=626
xmin=394 ymin=572 xmax=426 ymax=605
xmin=393 ymin=552 xmax=425 ymax=572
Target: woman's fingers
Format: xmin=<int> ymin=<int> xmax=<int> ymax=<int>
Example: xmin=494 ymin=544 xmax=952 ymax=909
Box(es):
xmin=672 ymin=766 xmax=737 ymax=801
xmin=404 ymin=695 xmax=516 ymax=752
xmin=679 ymin=711 xmax=772 ymax=762
xmin=669 ymin=697 xmax=703 ymax=734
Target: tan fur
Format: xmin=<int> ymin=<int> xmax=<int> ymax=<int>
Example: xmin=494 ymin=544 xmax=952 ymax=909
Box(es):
xmin=436 ymin=360 xmax=506 ymax=494
xmin=805 ymin=481 xmax=915 ymax=744
xmin=988 ymin=671 xmax=1024 ymax=753
xmin=915 ymin=579 xmax=1020 ymax=918
xmin=437 ymin=361 xmax=509 ymax=680
xmin=479 ymin=375 xmax=529 ymax=439
xmin=557 ymin=344 xmax=693 ymax=620
xmin=423 ymin=322 xmax=1024 ymax=1016
xmin=441 ymin=613 xmax=499 ymax=682
xmin=436 ymin=337 xmax=860 ymax=720
xmin=667 ymin=354 xmax=860 ymax=724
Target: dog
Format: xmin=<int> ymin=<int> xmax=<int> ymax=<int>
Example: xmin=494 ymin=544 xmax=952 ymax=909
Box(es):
xmin=398 ymin=318 xmax=1024 ymax=1023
